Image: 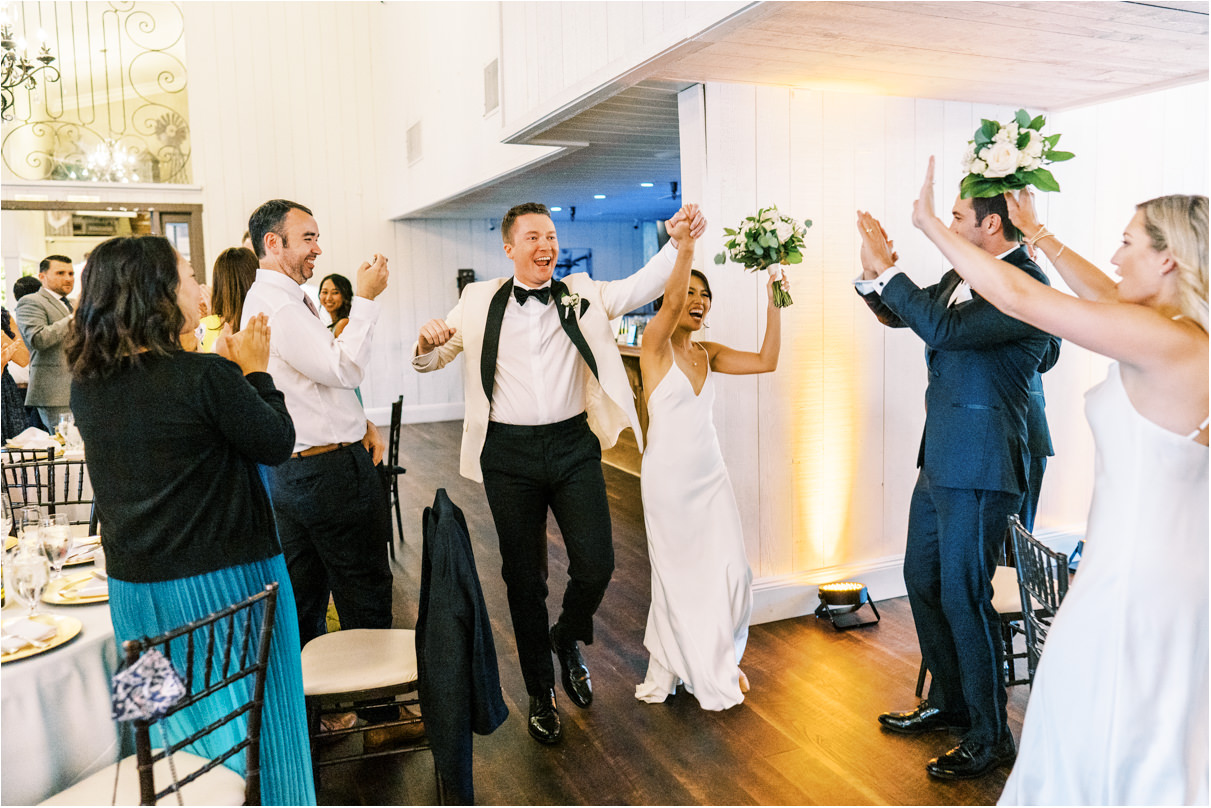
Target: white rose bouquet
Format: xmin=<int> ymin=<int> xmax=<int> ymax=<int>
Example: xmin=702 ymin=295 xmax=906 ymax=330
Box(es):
xmin=960 ymin=109 xmax=1074 ymax=198
xmin=713 ymin=205 xmax=810 ymax=308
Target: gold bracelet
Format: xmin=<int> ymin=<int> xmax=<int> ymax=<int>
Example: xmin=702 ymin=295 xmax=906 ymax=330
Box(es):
xmin=1025 ymin=227 xmax=1054 ymax=247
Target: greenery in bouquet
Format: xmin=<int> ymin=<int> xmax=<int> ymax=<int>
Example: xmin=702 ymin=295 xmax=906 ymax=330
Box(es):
xmin=713 ymin=205 xmax=810 ymax=307
xmin=960 ymin=109 xmax=1074 ymax=199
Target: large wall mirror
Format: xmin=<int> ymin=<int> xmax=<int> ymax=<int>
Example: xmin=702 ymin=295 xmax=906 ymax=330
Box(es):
xmin=1 ymin=200 xmax=204 ymax=307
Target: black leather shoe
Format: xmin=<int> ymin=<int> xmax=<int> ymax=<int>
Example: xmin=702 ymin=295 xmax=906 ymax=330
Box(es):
xmin=926 ymin=734 xmax=1016 ymax=780
xmin=550 ymin=625 xmax=593 ymax=708
xmin=527 ymin=689 xmax=562 ymax=745
xmin=878 ymin=700 xmax=969 ymax=735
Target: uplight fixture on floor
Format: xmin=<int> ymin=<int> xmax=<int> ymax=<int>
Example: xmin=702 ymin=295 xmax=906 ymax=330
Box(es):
xmin=814 ymin=581 xmax=880 ymax=631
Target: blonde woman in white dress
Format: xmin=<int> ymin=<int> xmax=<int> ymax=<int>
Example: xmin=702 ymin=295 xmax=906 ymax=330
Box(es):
xmin=866 ymin=157 xmax=1208 ymax=804
xmin=635 ymin=208 xmax=787 ymax=711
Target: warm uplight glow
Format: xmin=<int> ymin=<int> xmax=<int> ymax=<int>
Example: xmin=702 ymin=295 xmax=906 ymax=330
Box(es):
xmin=785 ymin=263 xmax=860 ymax=569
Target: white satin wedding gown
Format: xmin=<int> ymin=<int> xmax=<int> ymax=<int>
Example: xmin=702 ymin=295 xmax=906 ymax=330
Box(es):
xmin=635 ymin=359 xmax=752 ymax=711
xmin=1000 ymin=363 xmax=1208 ymax=805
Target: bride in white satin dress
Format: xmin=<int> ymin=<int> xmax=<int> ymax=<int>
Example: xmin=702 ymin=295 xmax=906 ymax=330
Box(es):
xmin=884 ymin=161 xmax=1208 ymax=804
xmin=635 ymin=208 xmax=787 ymax=711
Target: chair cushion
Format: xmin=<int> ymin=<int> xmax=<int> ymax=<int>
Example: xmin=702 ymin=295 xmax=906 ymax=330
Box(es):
xmin=301 ymin=628 xmax=418 ymax=695
xmin=992 ymin=565 xmax=1039 ymax=613
xmin=40 ymin=750 xmax=245 ymax=805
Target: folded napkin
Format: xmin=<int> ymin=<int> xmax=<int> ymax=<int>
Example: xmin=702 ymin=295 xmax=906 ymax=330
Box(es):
xmin=65 ymin=546 xmax=95 ymax=563
xmin=76 ymin=572 xmax=109 ymax=597
xmin=6 ymin=427 xmax=57 ymax=450
xmin=1 ymin=618 xmax=57 ymax=653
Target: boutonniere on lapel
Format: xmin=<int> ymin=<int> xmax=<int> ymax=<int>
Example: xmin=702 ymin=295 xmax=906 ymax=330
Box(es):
xmin=559 ymin=292 xmax=587 ymax=321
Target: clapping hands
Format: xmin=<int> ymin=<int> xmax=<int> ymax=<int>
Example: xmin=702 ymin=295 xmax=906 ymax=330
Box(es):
xmin=855 ymin=211 xmax=898 ymax=279
xmin=215 ymin=313 xmax=272 ymax=375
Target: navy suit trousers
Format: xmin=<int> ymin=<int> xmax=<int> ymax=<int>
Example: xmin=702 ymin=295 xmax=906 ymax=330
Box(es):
xmin=267 ymin=442 xmax=394 ymax=646
xmin=904 ymin=469 xmax=1022 ymax=745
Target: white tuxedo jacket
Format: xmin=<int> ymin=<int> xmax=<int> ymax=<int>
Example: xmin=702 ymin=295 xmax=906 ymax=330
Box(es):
xmin=414 ymin=243 xmax=677 ymax=482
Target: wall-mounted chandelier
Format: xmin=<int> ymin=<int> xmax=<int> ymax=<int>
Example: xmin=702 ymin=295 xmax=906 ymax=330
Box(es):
xmin=1 ymin=22 xmax=59 ymax=121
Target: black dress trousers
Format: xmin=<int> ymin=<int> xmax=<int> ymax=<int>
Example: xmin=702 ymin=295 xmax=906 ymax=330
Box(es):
xmin=479 ymin=413 xmax=614 ymax=697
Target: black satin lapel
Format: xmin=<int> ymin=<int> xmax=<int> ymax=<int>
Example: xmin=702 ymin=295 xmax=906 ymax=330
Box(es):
xmin=481 ymin=280 xmax=513 ymax=403
xmin=552 ymin=280 xmax=599 ymax=381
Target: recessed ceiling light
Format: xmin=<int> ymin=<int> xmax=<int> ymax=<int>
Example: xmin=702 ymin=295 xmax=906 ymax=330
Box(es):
xmin=550 ymin=206 xmax=562 ymax=212
xmin=640 ymin=182 xmax=654 ymax=188
xmin=593 ymin=194 xmax=606 ymax=199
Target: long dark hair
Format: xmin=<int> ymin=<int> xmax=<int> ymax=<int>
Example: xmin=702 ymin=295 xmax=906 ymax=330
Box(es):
xmin=211 ymin=247 xmax=259 ymax=332
xmin=654 ymin=269 xmax=713 ymax=312
xmin=66 ymin=236 xmax=185 ymax=379
xmin=320 ymin=273 xmax=353 ymax=323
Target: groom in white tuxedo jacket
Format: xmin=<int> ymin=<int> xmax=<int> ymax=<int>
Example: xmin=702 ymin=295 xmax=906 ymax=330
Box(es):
xmin=413 ymin=202 xmax=704 ymax=744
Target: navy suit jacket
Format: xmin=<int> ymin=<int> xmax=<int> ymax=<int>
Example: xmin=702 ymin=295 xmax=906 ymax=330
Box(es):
xmin=860 ymin=247 xmax=1052 ymax=495
xmin=418 ymin=488 xmax=508 ymax=805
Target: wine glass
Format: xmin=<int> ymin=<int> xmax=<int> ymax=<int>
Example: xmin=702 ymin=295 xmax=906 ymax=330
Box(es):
xmin=17 ymin=507 xmax=41 ymax=552
xmin=1 ymin=492 xmax=12 ymax=541
xmin=56 ymin=413 xmax=74 ymax=445
xmin=40 ymin=514 xmax=71 ymax=578
xmin=8 ymin=551 xmax=50 ymax=618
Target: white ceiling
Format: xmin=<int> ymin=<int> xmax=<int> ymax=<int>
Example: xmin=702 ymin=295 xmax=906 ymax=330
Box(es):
xmin=406 ymin=1 xmax=1209 ymax=223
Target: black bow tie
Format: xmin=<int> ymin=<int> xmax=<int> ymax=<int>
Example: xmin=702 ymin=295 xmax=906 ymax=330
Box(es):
xmin=513 ymin=285 xmax=551 ymax=306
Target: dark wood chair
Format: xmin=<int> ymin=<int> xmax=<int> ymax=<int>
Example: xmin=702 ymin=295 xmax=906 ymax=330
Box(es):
xmin=382 ymin=396 xmax=407 ymax=555
xmin=2 ymin=450 xmax=98 ymax=533
xmin=1008 ymin=514 xmax=1070 ymax=684
xmin=41 ymin=583 xmax=280 ymax=805
xmin=301 ymin=627 xmax=443 ymax=802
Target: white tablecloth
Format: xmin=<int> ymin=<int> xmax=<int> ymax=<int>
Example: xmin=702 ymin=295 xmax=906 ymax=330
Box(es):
xmin=1 ymin=597 xmax=122 ymax=806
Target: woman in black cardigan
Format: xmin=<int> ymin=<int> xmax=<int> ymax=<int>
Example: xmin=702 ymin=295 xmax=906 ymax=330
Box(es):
xmin=68 ymin=235 xmax=314 ymax=805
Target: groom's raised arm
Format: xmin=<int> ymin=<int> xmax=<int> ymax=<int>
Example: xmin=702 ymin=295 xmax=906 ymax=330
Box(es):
xmin=599 ymin=205 xmax=706 ymax=318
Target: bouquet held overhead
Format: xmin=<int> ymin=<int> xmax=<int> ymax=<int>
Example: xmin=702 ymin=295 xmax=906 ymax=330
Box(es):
xmin=960 ymin=108 xmax=1073 ymax=198
xmin=714 ymin=205 xmax=811 ymax=308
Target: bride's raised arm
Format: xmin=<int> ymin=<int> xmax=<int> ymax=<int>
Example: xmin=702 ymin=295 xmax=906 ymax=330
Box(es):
xmin=639 ymin=207 xmax=697 ymax=373
xmin=1005 ymin=188 xmax=1118 ymax=303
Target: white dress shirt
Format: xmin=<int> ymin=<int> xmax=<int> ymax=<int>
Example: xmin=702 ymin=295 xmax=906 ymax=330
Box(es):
xmin=490 ymin=281 xmax=587 ymax=425
xmin=241 ymin=269 xmax=378 ymax=452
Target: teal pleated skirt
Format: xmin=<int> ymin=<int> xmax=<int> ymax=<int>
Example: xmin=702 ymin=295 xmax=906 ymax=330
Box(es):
xmin=108 ymin=554 xmax=316 ymax=806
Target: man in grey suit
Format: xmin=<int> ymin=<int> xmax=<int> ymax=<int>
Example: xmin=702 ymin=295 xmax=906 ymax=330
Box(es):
xmin=15 ymin=255 xmax=75 ymax=427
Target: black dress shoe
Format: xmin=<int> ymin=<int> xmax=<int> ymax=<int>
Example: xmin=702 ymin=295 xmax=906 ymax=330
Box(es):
xmin=926 ymin=734 xmax=1016 ymax=780
xmin=550 ymin=625 xmax=593 ymax=708
xmin=527 ymin=689 xmax=562 ymax=745
xmin=878 ymin=700 xmax=969 ymax=735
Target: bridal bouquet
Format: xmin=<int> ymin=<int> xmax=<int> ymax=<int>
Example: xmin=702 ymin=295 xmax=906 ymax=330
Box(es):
xmin=714 ymin=205 xmax=810 ymax=307
xmin=960 ymin=109 xmax=1074 ymax=199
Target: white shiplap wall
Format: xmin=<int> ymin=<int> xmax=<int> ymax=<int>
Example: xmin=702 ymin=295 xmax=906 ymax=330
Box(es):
xmin=683 ymin=80 xmax=1209 ymax=623
xmin=181 ymin=1 xmax=398 ymax=412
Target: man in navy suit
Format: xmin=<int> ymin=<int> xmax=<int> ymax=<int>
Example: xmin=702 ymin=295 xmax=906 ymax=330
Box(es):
xmin=855 ymin=192 xmax=1053 ymax=780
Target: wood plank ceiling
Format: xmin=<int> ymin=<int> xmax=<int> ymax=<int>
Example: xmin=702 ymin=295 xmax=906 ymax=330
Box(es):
xmin=406 ymin=1 xmax=1208 ymax=221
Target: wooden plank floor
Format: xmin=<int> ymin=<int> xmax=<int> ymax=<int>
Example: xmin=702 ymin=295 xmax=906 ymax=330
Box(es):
xmin=317 ymin=420 xmax=1028 ymax=805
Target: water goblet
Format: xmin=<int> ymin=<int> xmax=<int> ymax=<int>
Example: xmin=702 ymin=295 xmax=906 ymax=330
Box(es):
xmin=9 ymin=551 xmax=50 ymax=618
xmin=17 ymin=507 xmax=42 ymax=552
xmin=1 ymin=493 xmax=12 ymax=541
xmin=56 ymin=413 xmax=74 ymax=445
xmin=40 ymin=514 xmax=71 ymax=578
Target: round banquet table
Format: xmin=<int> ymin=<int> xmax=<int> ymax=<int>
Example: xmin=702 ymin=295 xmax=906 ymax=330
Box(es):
xmin=0 ymin=596 xmax=123 ymax=806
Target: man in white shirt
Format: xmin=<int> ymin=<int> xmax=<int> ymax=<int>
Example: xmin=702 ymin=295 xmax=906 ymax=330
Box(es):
xmin=242 ymin=199 xmax=392 ymax=646
xmin=414 ymin=202 xmax=704 ymax=745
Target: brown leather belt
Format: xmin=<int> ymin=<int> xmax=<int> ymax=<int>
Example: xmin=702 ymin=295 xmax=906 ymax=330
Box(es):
xmin=291 ymin=442 xmax=351 ymax=459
